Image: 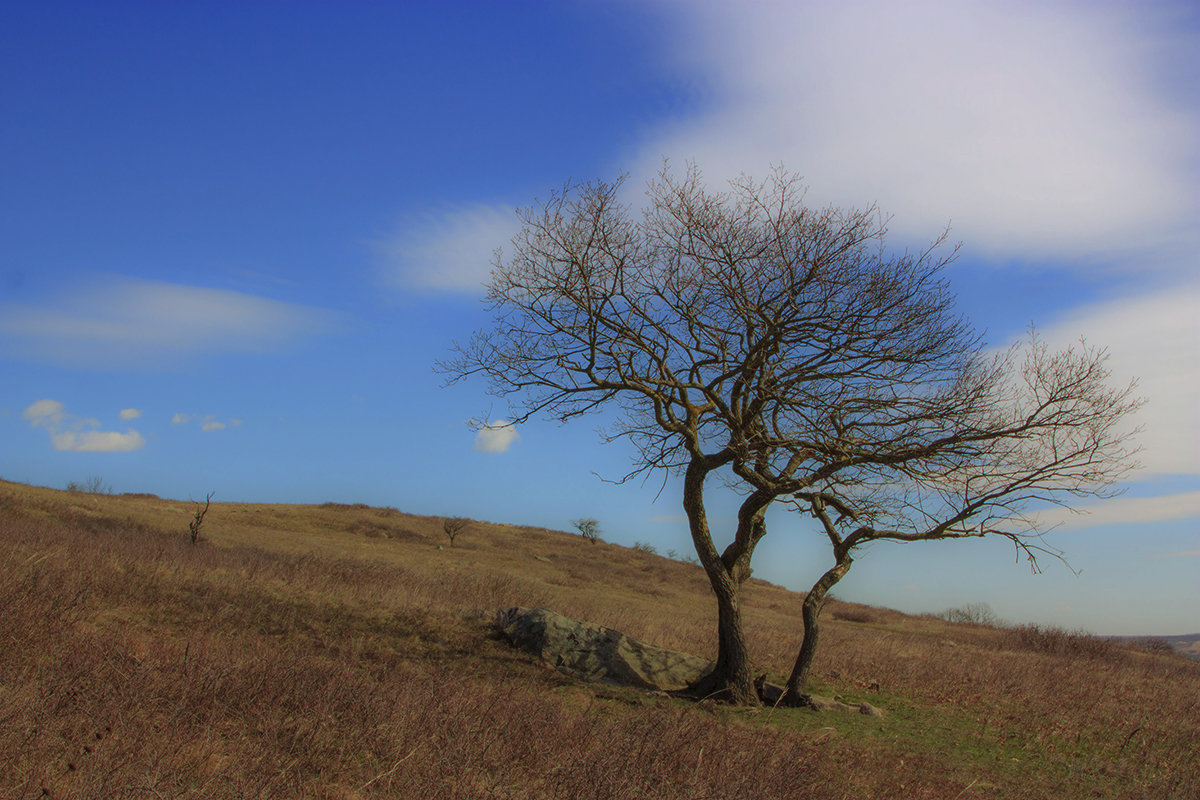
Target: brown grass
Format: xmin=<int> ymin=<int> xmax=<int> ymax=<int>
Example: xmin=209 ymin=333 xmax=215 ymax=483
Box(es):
xmin=2 ymin=479 xmax=1197 ymax=799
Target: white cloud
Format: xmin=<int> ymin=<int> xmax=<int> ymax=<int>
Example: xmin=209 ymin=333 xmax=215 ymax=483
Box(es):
xmin=51 ymin=430 xmax=146 ymax=453
xmin=378 ymin=203 xmax=523 ymax=291
xmin=174 ymin=412 xmax=234 ymax=433
xmin=0 ymin=276 xmax=338 ymax=368
xmin=1038 ymin=491 xmax=1200 ymax=531
xmin=22 ymin=398 xmax=65 ymax=425
xmin=638 ymin=0 xmax=1198 ymax=265
xmin=119 ymin=408 xmax=142 ymax=420
xmin=474 ymin=419 xmax=520 ymax=453
xmin=22 ymin=399 xmax=146 ymax=453
xmin=1036 ymin=283 xmax=1200 ymax=477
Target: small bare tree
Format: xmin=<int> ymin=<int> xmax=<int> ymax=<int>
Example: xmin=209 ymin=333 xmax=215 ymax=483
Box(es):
xmin=441 ymin=163 xmax=1141 ymax=705
xmin=443 ymin=517 xmax=469 ymax=547
xmin=189 ymin=492 xmax=213 ymax=545
xmin=570 ymin=517 xmax=601 ymax=544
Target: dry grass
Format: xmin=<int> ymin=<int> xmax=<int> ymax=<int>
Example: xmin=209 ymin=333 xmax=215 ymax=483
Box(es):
xmin=2 ymin=478 xmax=1197 ymax=799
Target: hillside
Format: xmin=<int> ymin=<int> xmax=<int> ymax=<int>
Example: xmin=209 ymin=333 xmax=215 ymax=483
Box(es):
xmin=2 ymin=478 xmax=1197 ymax=799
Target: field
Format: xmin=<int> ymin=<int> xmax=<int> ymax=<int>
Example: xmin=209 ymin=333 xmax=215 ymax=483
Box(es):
xmin=2 ymin=478 xmax=1197 ymax=799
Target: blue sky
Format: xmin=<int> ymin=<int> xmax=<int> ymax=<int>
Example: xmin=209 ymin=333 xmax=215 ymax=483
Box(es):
xmin=2 ymin=0 xmax=1197 ymax=636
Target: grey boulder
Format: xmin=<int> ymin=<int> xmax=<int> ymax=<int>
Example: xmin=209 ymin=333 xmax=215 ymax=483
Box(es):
xmin=497 ymin=607 xmax=712 ymax=692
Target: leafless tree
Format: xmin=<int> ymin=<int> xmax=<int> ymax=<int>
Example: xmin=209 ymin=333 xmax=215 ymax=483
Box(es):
xmin=571 ymin=517 xmax=601 ymax=544
xmin=440 ymin=164 xmax=1141 ymax=705
xmin=443 ymin=517 xmax=469 ymax=547
xmin=189 ymin=492 xmax=213 ymax=546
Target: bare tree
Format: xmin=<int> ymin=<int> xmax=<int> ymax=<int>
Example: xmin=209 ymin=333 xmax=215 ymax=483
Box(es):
xmin=570 ymin=517 xmax=601 ymax=544
xmin=440 ymin=164 xmax=1140 ymax=705
xmin=443 ymin=517 xmax=469 ymax=547
xmin=189 ymin=492 xmax=213 ymax=545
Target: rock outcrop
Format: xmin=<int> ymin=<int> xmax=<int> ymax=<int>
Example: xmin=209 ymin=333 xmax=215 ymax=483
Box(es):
xmin=497 ymin=607 xmax=712 ymax=692
xmin=497 ymin=607 xmax=885 ymax=716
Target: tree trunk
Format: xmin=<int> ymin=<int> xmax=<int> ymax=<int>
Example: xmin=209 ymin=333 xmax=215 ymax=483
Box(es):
xmin=782 ymin=555 xmax=852 ymax=706
xmin=681 ymin=453 xmax=759 ymax=705
xmin=688 ymin=569 xmax=758 ymax=704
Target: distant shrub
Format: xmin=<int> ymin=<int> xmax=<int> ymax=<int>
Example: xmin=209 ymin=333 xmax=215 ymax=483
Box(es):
xmin=67 ymin=475 xmax=111 ymax=495
xmin=188 ymin=492 xmax=213 ymax=546
xmin=443 ymin=518 xmax=469 ymax=547
xmin=1001 ymin=624 xmax=1117 ymax=660
xmin=632 ymin=541 xmax=658 ymax=555
xmin=571 ymin=517 xmax=602 ymax=544
xmin=831 ymin=607 xmax=875 ymax=624
xmin=943 ymin=602 xmax=999 ymax=626
xmin=1128 ymin=637 xmax=1176 ymax=656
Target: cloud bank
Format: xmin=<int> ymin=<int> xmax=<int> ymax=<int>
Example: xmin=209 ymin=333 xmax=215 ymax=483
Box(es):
xmin=637 ymin=0 xmax=1198 ymax=265
xmin=23 ymin=399 xmax=146 ymax=453
xmin=0 ymin=276 xmax=338 ymax=369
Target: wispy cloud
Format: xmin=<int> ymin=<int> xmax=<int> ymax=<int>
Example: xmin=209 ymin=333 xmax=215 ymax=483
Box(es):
xmin=473 ymin=419 xmax=520 ymax=453
xmin=22 ymin=399 xmax=146 ymax=453
xmin=1037 ymin=491 xmax=1200 ymax=531
xmin=1153 ymin=548 xmax=1200 ymax=560
xmin=119 ymin=408 xmax=142 ymax=420
xmin=377 ymin=203 xmax=522 ymax=291
xmin=0 ymin=275 xmax=339 ymax=369
xmin=174 ymin=413 xmax=237 ymax=433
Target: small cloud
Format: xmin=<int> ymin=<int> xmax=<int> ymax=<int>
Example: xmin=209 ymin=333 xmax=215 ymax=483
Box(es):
xmin=649 ymin=514 xmax=689 ymax=524
xmin=473 ymin=419 xmax=520 ymax=453
xmin=174 ymin=412 xmax=236 ymax=432
xmin=119 ymin=408 xmax=142 ymax=420
xmin=23 ymin=398 xmax=65 ymax=426
xmin=22 ymin=398 xmax=145 ymax=453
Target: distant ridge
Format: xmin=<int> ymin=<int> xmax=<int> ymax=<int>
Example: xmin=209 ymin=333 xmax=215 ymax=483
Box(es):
xmin=1111 ymin=633 xmax=1200 ymax=660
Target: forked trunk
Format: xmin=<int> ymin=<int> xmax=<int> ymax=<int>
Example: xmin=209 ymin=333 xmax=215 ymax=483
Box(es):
xmin=782 ymin=555 xmax=852 ymax=706
xmin=688 ymin=571 xmax=758 ymax=705
xmin=681 ymin=454 xmax=759 ymax=705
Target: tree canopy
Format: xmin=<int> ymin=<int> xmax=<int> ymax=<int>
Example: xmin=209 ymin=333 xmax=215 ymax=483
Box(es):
xmin=442 ymin=164 xmax=1141 ymax=705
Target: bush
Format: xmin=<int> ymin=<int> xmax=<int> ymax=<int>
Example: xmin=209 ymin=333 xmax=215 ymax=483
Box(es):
xmin=67 ymin=475 xmax=111 ymax=495
xmin=570 ymin=517 xmax=601 ymax=544
xmin=1001 ymin=624 xmax=1117 ymax=659
xmin=943 ymin=602 xmax=999 ymax=626
xmin=632 ymin=541 xmax=658 ymax=555
xmin=831 ymin=607 xmax=875 ymax=624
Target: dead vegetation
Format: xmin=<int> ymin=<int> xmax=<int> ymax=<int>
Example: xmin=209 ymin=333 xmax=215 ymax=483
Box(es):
xmin=1 ymin=478 xmax=1197 ymax=799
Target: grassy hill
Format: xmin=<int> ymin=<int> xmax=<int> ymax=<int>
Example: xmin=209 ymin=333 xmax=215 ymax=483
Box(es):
xmin=2 ymin=478 xmax=1197 ymax=799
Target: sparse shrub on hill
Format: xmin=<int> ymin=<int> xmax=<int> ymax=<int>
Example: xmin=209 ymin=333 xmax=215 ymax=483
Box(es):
xmin=943 ymin=602 xmax=1000 ymax=626
xmin=188 ymin=491 xmax=213 ymax=545
xmin=443 ymin=517 xmax=469 ymax=547
xmin=67 ymin=475 xmax=110 ymax=494
xmin=831 ymin=607 xmax=875 ymax=624
xmin=1001 ymin=623 xmax=1117 ymax=659
xmin=1129 ymin=636 xmax=1177 ymax=656
xmin=570 ymin=517 xmax=601 ymax=544
xmin=632 ymin=541 xmax=658 ymax=555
